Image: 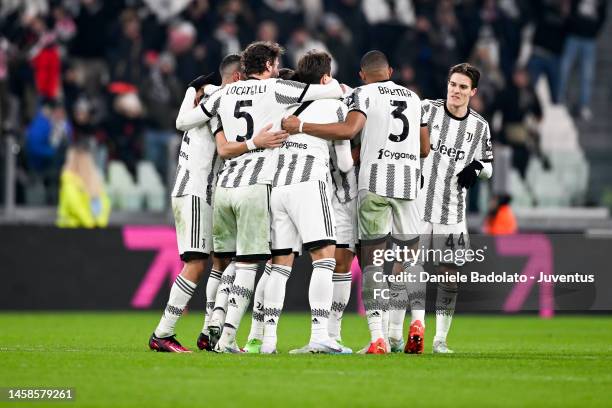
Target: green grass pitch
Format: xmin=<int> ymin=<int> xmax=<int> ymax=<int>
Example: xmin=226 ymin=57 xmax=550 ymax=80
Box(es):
xmin=1 ymin=313 xmax=611 ymax=407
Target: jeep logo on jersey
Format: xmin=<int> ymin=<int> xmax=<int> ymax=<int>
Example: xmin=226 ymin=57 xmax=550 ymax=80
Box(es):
xmin=377 ymin=149 xmax=417 ymax=161
xmin=430 ymin=140 xmax=466 ymax=162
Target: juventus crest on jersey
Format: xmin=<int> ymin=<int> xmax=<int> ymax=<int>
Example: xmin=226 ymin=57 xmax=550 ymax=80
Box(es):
xmin=347 ymin=80 xmax=423 ymax=200
xmin=419 ymin=99 xmax=493 ymax=225
xmin=202 ymin=77 xmax=343 ymax=188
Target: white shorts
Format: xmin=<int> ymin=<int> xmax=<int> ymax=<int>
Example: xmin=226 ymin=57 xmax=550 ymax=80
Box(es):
xmin=271 ymin=180 xmax=336 ymax=253
xmin=212 ymin=184 xmax=271 ymax=261
xmin=332 ymin=194 xmax=357 ymax=252
xmin=419 ymin=219 xmax=470 ymax=265
xmin=357 ymin=190 xmax=420 ymax=243
xmin=172 ymin=195 xmax=213 ymax=261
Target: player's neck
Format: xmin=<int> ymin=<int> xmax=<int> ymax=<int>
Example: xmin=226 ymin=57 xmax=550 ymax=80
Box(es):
xmin=249 ymin=72 xmax=270 ymax=80
xmin=445 ymin=102 xmax=469 ymax=120
xmin=364 ymin=75 xmax=391 ymax=85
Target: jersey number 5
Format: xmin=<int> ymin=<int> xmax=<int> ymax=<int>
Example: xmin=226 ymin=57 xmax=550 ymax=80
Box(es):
xmin=234 ymin=100 xmax=254 ymax=142
xmin=389 ymin=100 xmax=409 ymax=142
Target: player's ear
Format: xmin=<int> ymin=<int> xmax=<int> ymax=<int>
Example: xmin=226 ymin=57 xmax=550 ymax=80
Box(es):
xmin=388 ymin=67 xmax=393 ymax=78
xmin=359 ymin=70 xmax=365 ymax=83
xmin=470 ymin=87 xmax=478 ymax=97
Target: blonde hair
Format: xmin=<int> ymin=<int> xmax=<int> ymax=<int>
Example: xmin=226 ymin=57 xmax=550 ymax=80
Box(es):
xmin=63 ymin=145 xmax=104 ymax=198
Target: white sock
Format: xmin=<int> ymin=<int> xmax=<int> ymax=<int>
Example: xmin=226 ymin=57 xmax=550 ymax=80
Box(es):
xmin=202 ymin=268 xmax=222 ymax=334
xmin=247 ymin=263 xmax=271 ymax=341
xmin=405 ymin=263 xmax=426 ymax=325
xmin=309 ymin=258 xmax=335 ymax=343
xmin=262 ymin=264 xmax=291 ymax=350
xmin=388 ymin=282 xmax=408 ymax=340
xmin=210 ymin=262 xmax=236 ymax=328
xmin=154 ymin=274 xmax=196 ymax=338
xmin=362 ymin=265 xmax=386 ymax=342
xmin=219 ymin=263 xmax=257 ymax=346
xmin=329 ymin=272 xmax=351 ymax=341
xmin=435 ymin=282 xmax=458 ymax=343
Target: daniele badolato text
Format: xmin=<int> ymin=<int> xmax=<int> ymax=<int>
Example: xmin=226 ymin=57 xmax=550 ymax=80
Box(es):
xmin=372 ymin=271 xmax=595 ymax=285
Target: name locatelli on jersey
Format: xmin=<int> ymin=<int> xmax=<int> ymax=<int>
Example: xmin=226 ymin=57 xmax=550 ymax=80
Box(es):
xmin=225 ymin=84 xmax=267 ymax=96
xmin=430 ymin=140 xmax=466 ymax=162
xmin=377 ymin=148 xmax=418 ymax=161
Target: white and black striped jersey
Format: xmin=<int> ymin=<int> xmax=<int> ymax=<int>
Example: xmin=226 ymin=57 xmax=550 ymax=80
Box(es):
xmin=171 ymin=88 xmax=222 ymax=205
xmin=202 ymin=77 xmax=344 ymax=188
xmin=328 ymin=139 xmax=358 ymax=203
xmin=419 ymin=99 xmax=494 ymax=225
xmin=348 ymin=80 xmax=423 ymax=200
xmin=273 ymin=99 xmax=347 ymax=187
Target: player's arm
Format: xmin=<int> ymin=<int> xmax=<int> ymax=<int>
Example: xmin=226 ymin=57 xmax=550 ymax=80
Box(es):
xmin=478 ymin=123 xmax=494 ymax=179
xmin=420 ymin=99 xmax=432 ymax=157
xmin=176 ymin=90 xmax=213 ymax=131
xmin=214 ymin=124 xmax=289 ymax=159
xmin=175 ymin=85 xmax=223 ymax=131
xmin=333 ymin=140 xmax=354 ymax=172
xmin=275 ymin=78 xmax=343 ymax=105
xmin=420 ymin=126 xmax=430 ymax=157
xmin=457 ymin=124 xmax=493 ymax=188
xmin=282 ymin=110 xmax=366 ymax=140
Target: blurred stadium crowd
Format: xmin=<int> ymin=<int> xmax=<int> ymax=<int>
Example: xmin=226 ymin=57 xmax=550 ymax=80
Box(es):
xmin=0 ymin=0 xmax=607 ymax=213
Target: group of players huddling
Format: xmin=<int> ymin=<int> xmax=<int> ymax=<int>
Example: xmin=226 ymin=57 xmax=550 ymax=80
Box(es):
xmin=147 ymin=40 xmax=493 ymax=355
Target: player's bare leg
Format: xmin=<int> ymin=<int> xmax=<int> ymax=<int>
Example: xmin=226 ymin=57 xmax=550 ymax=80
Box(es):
xmin=197 ymin=255 xmax=231 ymax=351
xmin=328 ymin=247 xmax=354 ymax=345
xmin=433 ymin=264 xmax=458 ymax=354
xmin=149 ymin=255 xmax=207 ymax=353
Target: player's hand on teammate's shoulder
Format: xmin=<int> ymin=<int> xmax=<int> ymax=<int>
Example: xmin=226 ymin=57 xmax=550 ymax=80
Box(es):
xmin=253 ymin=123 xmax=288 ymax=149
xmin=281 ymin=115 xmax=300 ymax=134
xmin=188 ymin=73 xmax=213 ymax=91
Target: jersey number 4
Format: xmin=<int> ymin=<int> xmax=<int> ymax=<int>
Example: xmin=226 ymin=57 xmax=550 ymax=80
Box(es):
xmin=234 ymin=100 xmax=254 ymax=142
xmin=389 ymin=100 xmax=409 ymax=142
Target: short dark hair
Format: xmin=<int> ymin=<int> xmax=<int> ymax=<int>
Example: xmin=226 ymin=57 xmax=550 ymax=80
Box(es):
xmin=241 ymin=41 xmax=284 ymax=76
xmin=219 ymin=54 xmax=242 ymax=77
xmin=278 ymin=68 xmax=295 ymax=80
xmin=447 ymin=63 xmax=480 ymax=89
xmin=296 ymin=51 xmax=332 ymax=84
xmin=360 ymin=50 xmax=389 ymax=72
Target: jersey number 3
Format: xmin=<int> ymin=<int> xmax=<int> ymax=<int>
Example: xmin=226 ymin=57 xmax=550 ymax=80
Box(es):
xmin=234 ymin=100 xmax=254 ymax=142
xmin=389 ymin=100 xmax=409 ymax=142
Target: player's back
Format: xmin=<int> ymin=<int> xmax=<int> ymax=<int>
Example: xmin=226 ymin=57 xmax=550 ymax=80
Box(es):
xmin=349 ymin=80 xmax=422 ymax=200
xmin=274 ymin=98 xmax=347 ymax=187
